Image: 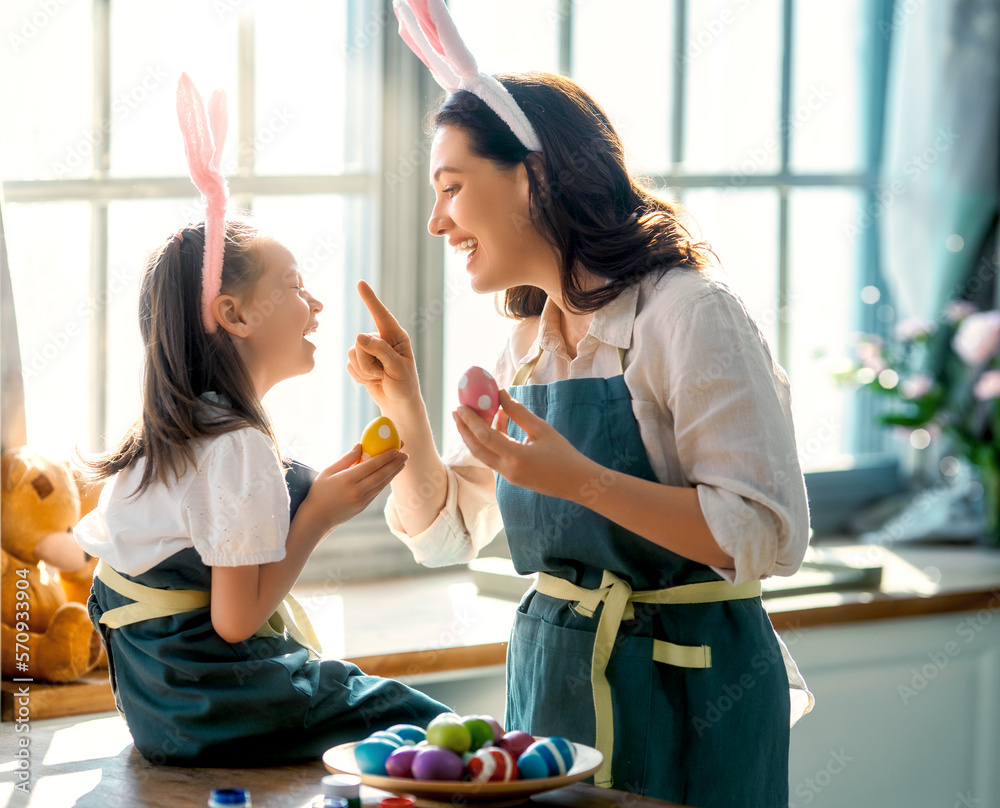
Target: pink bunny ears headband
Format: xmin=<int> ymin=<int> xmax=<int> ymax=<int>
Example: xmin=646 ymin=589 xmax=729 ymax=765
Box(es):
xmin=175 ymin=72 xmax=230 ymax=333
xmin=392 ymin=0 xmax=543 ymax=154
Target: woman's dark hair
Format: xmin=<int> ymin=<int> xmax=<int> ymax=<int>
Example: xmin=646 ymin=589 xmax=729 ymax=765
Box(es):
xmin=83 ymin=219 xmax=279 ymax=494
xmin=433 ymin=72 xmax=714 ymax=318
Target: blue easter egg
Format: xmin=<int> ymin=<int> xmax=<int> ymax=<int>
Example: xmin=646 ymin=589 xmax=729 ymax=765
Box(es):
xmin=369 ymin=730 xmax=405 ymax=748
xmin=516 ymin=748 xmax=550 ymax=779
xmin=387 ymin=723 xmax=426 ymax=744
xmin=354 ymin=738 xmax=397 ymax=775
xmin=520 ymin=737 xmax=576 ymax=777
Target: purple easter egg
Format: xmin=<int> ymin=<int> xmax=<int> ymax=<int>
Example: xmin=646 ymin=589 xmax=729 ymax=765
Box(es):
xmin=385 ymin=745 xmax=419 ymax=778
xmin=411 ymin=745 xmax=465 ymax=781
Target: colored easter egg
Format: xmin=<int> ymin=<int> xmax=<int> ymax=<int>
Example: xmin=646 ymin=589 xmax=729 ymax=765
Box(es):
xmin=519 ymin=737 xmax=576 ymax=777
xmin=360 ymin=416 xmax=400 ymax=460
xmin=499 ymin=730 xmax=534 ymax=760
xmin=368 ymin=730 xmax=404 ymax=748
xmin=385 ymin=745 xmax=420 ymax=778
xmin=425 ymin=716 xmax=472 ymax=754
xmin=458 ymin=366 xmax=500 ymax=421
xmin=516 ymin=748 xmax=550 ymax=780
xmin=410 ymin=746 xmax=465 ymax=781
xmin=354 ymin=738 xmax=397 ymax=775
xmin=387 ymin=723 xmax=426 ymax=744
xmin=464 ymin=714 xmax=504 ymax=744
xmin=467 ymin=747 xmax=518 ymax=783
xmin=461 ymin=717 xmax=495 ymax=751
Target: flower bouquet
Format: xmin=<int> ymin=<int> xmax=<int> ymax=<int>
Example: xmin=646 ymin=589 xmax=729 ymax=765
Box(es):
xmin=838 ymin=302 xmax=1000 ymax=544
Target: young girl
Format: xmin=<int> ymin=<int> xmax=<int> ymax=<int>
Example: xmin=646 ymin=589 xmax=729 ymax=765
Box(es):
xmin=347 ymin=3 xmax=812 ymax=805
xmin=75 ymin=77 xmax=449 ymax=766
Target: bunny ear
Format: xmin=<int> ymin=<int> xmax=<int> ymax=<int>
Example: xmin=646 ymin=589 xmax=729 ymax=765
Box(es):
xmin=175 ymin=72 xmax=230 ymax=333
xmin=422 ymin=0 xmax=477 ymax=78
xmin=394 ymin=0 xmax=460 ymax=90
xmin=391 ymin=0 xmax=543 ymax=154
xmin=207 ymin=89 xmax=228 ymax=173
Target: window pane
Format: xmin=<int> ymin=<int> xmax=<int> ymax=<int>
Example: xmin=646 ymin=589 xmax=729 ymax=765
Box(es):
xmin=5 ymin=202 xmax=92 ymax=456
xmin=252 ymin=195 xmax=374 ymax=469
xmin=255 ymin=0 xmax=379 ymax=175
xmin=679 ymin=188 xmax=781 ymax=351
xmin=572 ymin=1 xmax=674 ymax=174
xmin=0 ymin=1 xmax=92 ymax=180
xmin=441 ymin=247 xmax=514 ymax=457
xmin=788 ymin=188 xmax=865 ymax=470
xmin=450 ymin=0 xmax=560 ymax=74
xmin=109 ymin=1 xmax=239 ymax=177
xmin=105 ymin=200 xmax=189 ymax=447
xmin=790 ymin=0 xmax=866 ymax=172
xmin=684 ymin=0 xmax=783 ymax=173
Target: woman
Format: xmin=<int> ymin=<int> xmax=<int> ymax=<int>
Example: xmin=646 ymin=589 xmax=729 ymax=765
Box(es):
xmin=349 ymin=67 xmax=811 ymax=807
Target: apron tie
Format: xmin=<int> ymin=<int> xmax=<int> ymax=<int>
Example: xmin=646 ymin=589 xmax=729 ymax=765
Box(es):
xmin=533 ymin=570 xmax=762 ymax=788
xmin=96 ymin=560 xmax=323 ymax=659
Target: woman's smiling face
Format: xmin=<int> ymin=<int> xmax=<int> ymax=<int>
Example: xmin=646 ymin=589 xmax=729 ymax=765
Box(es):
xmin=427 ymin=125 xmax=557 ymax=296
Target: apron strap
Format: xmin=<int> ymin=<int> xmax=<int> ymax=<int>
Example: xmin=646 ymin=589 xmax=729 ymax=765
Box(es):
xmin=96 ymin=560 xmax=323 ymax=659
xmin=533 ymin=570 xmax=762 ymax=788
xmin=509 ymin=347 xmax=627 ymax=387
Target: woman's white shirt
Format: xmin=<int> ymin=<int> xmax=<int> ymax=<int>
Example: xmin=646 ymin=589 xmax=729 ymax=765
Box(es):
xmin=75 ymin=426 xmax=290 ymax=576
xmin=386 ymin=267 xmax=811 ymax=585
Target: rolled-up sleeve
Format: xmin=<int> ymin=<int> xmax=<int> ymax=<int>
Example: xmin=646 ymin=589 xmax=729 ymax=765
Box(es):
xmin=384 ymin=445 xmax=503 ymax=567
xmin=664 ymin=288 xmax=810 ymax=584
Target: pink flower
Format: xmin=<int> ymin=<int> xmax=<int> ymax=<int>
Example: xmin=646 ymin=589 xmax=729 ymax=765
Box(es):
xmin=944 ymin=301 xmax=978 ymax=322
xmin=953 ymin=310 xmax=1000 ymax=365
xmin=895 ymin=318 xmax=937 ymax=341
xmin=974 ymin=369 xmax=1000 ymax=401
xmin=900 ymin=374 xmax=934 ymax=400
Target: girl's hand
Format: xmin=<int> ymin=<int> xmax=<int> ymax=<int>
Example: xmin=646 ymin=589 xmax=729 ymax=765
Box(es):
xmin=298 ymin=443 xmax=408 ymax=532
xmin=453 ymin=389 xmax=597 ymax=502
xmin=347 ymin=281 xmax=424 ymax=420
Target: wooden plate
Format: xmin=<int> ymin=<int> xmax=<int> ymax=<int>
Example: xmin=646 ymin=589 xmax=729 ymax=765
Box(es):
xmin=322 ymin=741 xmax=602 ymax=803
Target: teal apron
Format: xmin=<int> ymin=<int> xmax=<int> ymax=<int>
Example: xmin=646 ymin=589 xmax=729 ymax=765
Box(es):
xmin=88 ymin=465 xmax=449 ymax=767
xmin=497 ymin=351 xmax=790 ymax=807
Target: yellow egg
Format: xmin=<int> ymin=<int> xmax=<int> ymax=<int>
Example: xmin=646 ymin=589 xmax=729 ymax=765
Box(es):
xmin=360 ymin=416 xmax=401 ymax=460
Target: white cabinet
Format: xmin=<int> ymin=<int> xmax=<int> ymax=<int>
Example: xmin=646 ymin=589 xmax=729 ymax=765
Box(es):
xmin=784 ymin=609 xmax=1000 ymax=808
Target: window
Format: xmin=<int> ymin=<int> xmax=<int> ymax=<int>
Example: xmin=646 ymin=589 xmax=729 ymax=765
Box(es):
xmin=3 ymin=0 xmax=383 ymax=471
xmin=2 ymin=1 xmax=895 ymax=582
xmin=438 ymin=0 xmax=901 ymax=532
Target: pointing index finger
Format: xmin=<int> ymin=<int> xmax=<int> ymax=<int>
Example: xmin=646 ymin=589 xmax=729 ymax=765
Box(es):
xmin=357 ymin=280 xmax=404 ymax=340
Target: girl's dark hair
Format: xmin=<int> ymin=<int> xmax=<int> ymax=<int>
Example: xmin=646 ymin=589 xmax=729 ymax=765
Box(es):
xmin=433 ymin=72 xmax=714 ymax=318
xmin=84 ymin=219 xmax=278 ymax=494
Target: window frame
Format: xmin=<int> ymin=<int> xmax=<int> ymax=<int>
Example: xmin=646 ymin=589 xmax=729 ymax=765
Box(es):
xmin=3 ymin=1 xmax=902 ymax=585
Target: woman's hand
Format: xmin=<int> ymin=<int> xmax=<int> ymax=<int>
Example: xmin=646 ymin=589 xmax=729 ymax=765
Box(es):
xmin=347 ymin=281 xmax=424 ymax=421
xmin=453 ymin=389 xmax=598 ymax=502
xmin=296 ymin=443 xmax=408 ymax=534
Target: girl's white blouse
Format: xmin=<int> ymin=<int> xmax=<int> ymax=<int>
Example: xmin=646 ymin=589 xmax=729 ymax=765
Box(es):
xmin=386 ymin=267 xmax=812 ymax=586
xmin=75 ymin=426 xmax=290 ymax=576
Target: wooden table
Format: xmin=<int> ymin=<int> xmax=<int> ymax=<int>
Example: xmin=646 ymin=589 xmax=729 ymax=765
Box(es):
xmin=0 ymin=713 xmax=689 ymax=808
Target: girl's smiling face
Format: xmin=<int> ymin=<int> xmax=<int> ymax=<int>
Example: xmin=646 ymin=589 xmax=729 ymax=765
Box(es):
xmin=427 ymin=125 xmax=558 ymax=296
xmin=233 ymin=240 xmax=323 ymax=396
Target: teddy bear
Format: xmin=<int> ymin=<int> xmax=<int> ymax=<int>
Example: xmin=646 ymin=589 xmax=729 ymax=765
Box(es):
xmin=2 ymin=447 xmax=104 ymax=683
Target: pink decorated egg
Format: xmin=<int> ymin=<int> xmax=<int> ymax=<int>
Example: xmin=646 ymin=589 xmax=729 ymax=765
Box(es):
xmin=467 ymin=747 xmax=518 ymax=783
xmin=458 ymin=366 xmax=499 ymax=422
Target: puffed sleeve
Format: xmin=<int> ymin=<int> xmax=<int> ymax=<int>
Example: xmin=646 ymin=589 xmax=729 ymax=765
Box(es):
xmin=664 ymin=286 xmax=810 ymax=584
xmin=182 ymin=429 xmax=290 ymax=567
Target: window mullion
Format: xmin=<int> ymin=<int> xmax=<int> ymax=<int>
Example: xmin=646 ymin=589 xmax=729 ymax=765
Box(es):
xmin=775 ymin=0 xmax=795 ymax=372
xmin=670 ymin=0 xmax=687 ymax=170
xmin=90 ymin=0 xmax=111 ymax=452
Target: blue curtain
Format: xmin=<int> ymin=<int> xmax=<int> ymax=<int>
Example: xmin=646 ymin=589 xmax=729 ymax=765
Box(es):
xmin=880 ymin=0 xmax=1000 ymax=319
